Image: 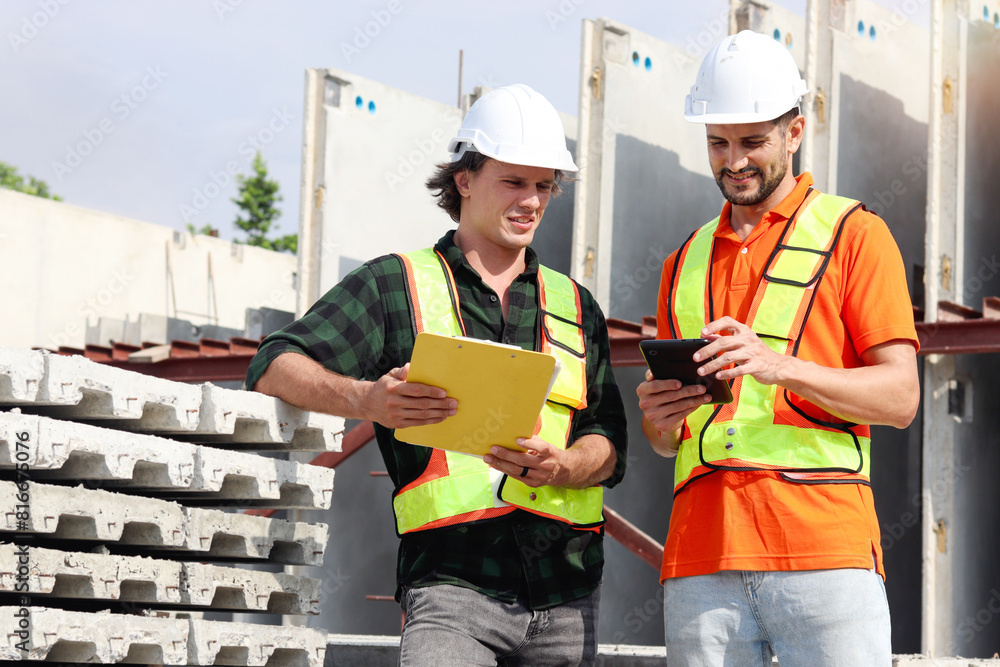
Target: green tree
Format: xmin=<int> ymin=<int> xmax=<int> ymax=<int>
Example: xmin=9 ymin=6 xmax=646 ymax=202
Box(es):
xmin=1 ymin=160 xmax=62 ymax=200
xmin=232 ymin=152 xmax=296 ymax=253
xmin=186 ymin=222 xmax=218 ymax=237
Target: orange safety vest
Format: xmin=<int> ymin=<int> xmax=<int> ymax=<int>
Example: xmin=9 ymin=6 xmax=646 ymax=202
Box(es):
xmin=390 ymin=247 xmax=605 ymax=534
xmin=667 ymin=189 xmax=872 ymax=494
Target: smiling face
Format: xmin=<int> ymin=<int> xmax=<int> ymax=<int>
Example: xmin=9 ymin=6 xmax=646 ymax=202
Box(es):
xmin=453 ymin=158 xmax=556 ymax=255
xmin=706 ymin=114 xmax=803 ymax=210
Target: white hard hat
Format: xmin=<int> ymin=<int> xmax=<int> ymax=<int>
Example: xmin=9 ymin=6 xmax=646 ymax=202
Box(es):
xmin=448 ymin=84 xmax=578 ymax=172
xmin=685 ymin=30 xmax=808 ymax=124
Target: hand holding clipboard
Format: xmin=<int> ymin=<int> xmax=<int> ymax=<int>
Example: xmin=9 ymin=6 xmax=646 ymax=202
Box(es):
xmin=395 ymin=333 xmax=561 ymax=456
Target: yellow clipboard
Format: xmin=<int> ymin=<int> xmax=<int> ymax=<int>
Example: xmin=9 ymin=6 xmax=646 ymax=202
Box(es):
xmin=395 ymin=332 xmax=559 ymax=456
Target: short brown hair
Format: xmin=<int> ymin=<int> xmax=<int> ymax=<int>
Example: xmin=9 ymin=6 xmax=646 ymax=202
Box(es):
xmin=425 ymin=152 xmax=565 ymax=223
xmin=774 ymin=106 xmax=801 ymax=129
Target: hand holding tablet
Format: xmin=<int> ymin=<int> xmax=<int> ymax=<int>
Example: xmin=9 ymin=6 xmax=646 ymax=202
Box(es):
xmin=639 ymin=338 xmax=734 ymax=404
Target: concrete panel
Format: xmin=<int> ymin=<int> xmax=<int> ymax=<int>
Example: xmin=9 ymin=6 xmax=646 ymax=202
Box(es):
xmin=188 ymin=618 xmax=327 ymax=667
xmin=0 ymin=544 xmax=320 ymax=613
xmin=0 ymin=350 xmax=344 ymax=450
xmin=185 ymin=383 xmax=345 ymax=452
xmin=0 ymin=189 xmax=297 ymax=350
xmin=85 ymin=316 xmax=127 ymax=347
xmin=962 ymin=21 xmax=1000 ymax=305
xmin=1 ymin=480 xmax=187 ymax=546
xmin=0 ymin=412 xmax=332 ymax=508
xmin=531 ymin=118 xmax=578 ymax=277
xmin=923 ymin=3 xmax=1000 ymax=658
xmin=182 ymin=561 xmax=320 ymax=614
xmin=0 ymin=412 xmax=197 ymax=489
xmin=827 ymin=3 xmax=929 ymax=284
xmin=298 ymin=70 xmax=579 ymax=312
xmin=951 ymin=353 xmax=1000 ymax=658
xmin=573 ymin=18 xmax=722 ymax=312
xmin=0 ymin=607 xmax=330 ymax=665
xmin=183 ymin=506 xmax=329 ymax=566
xmin=162 ymin=445 xmax=334 ymax=510
xmin=0 ymin=480 xmax=329 ymax=564
xmin=0 ymin=606 xmax=189 ymax=663
xmin=952 ymin=25 xmax=1000 ymax=658
xmin=298 ymin=69 xmax=463 ymax=307
xmin=608 ymin=134 xmax=720 ymax=322
xmin=0 ymin=349 xmax=203 ymax=432
xmin=0 ymin=348 xmax=44 ymax=403
xmin=0 ymin=543 xmax=184 ymax=604
xmin=244 ymin=306 xmax=295 ymax=339
xmin=734 ymin=0 xmax=807 ymax=65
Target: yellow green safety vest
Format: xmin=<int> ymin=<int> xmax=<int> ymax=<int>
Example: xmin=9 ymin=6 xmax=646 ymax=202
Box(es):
xmin=668 ymin=189 xmax=872 ymax=494
xmin=390 ymin=247 xmax=605 ymax=534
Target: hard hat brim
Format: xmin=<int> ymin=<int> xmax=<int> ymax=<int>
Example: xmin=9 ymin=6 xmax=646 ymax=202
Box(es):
xmin=684 ymin=110 xmax=801 ymax=125
xmin=449 ymin=139 xmax=579 ymax=173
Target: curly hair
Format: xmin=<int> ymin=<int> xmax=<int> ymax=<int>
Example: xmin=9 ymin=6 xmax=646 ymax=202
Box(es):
xmin=425 ymin=151 xmax=565 ymax=223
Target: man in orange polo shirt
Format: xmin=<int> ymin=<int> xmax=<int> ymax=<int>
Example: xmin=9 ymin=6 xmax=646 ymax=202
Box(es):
xmin=637 ymin=31 xmax=920 ymax=665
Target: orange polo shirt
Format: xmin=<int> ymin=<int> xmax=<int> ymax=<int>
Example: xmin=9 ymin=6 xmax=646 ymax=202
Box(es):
xmin=656 ymin=173 xmax=918 ymax=582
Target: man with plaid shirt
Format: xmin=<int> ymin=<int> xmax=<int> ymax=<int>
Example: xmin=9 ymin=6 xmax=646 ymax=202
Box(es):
xmin=246 ymin=84 xmax=627 ymax=666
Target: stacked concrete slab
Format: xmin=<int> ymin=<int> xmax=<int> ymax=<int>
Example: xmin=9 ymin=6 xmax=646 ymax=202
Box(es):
xmin=0 ymin=347 xmax=339 ymax=664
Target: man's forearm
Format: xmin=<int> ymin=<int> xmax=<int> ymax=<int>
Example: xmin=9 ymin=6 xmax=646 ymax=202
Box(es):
xmin=254 ymin=352 xmax=372 ymax=420
xmin=564 ymin=433 xmax=618 ymax=488
xmin=774 ymin=342 xmax=919 ymax=429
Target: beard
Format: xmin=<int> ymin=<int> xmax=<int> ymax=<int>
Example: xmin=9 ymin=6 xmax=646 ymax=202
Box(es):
xmin=714 ymin=150 xmax=789 ymax=207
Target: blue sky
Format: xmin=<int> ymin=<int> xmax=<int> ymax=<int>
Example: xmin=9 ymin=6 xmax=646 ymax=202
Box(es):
xmin=1 ymin=0 xmax=925 ymax=244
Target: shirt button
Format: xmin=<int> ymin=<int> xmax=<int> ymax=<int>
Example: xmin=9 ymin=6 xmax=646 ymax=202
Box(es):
xmin=727 ymin=427 xmax=736 ymax=436
xmin=529 ymin=492 xmax=537 ymax=501
xmin=740 ymin=247 xmax=748 ymax=254
xmin=504 ymin=337 xmax=511 ymax=344
xmin=490 ymin=295 xmax=498 ymax=302
xmin=725 ymin=442 xmax=734 ymax=450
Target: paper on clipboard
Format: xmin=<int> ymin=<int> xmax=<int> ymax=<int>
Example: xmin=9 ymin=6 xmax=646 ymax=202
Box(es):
xmin=395 ymin=332 xmax=561 ymax=456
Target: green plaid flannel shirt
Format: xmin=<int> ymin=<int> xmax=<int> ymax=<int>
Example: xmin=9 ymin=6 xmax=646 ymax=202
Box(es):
xmin=246 ymin=231 xmax=628 ymax=610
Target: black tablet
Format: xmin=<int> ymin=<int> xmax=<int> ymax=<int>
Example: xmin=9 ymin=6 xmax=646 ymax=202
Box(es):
xmin=639 ymin=338 xmax=734 ymax=404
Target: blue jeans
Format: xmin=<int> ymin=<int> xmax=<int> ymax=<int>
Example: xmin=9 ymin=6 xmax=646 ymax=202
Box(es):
xmin=664 ymin=568 xmax=891 ymax=666
xmin=399 ymin=583 xmax=600 ymax=666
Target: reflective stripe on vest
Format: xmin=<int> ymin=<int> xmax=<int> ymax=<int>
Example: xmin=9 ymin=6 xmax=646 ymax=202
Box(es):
xmin=670 ymin=190 xmax=872 ymax=493
xmin=391 ymin=248 xmax=603 ymax=534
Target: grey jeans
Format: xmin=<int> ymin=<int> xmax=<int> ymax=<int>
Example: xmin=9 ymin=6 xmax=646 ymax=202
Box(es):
xmin=664 ymin=567 xmax=892 ymax=666
xmin=398 ymin=583 xmax=601 ymax=666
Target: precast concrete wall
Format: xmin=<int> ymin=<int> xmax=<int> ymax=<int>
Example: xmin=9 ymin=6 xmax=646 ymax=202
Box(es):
xmin=947 ymin=15 xmax=1000 ymax=659
xmin=0 ymin=189 xmax=296 ymax=350
xmin=297 ymin=69 xmax=578 ymax=314
xmin=572 ymin=18 xmax=719 ymax=320
xmin=298 ymin=69 xmax=462 ymax=307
